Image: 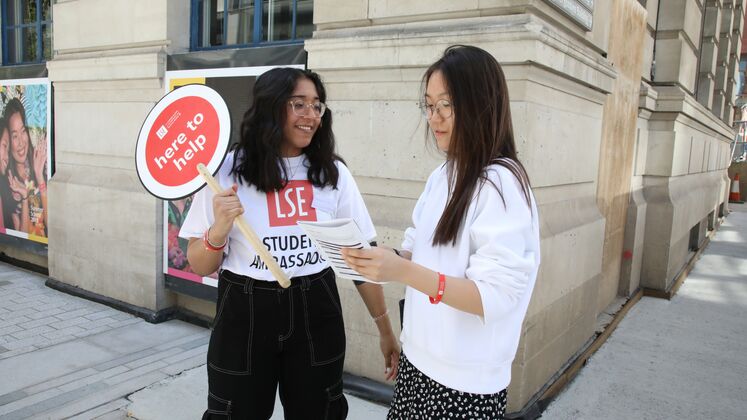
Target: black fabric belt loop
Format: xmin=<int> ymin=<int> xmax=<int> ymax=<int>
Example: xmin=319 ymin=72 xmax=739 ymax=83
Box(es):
xmin=244 ymin=278 xmax=254 ymax=295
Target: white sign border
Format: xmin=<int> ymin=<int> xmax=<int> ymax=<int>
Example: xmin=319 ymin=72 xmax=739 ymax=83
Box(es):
xmin=135 ymin=84 xmax=231 ymax=200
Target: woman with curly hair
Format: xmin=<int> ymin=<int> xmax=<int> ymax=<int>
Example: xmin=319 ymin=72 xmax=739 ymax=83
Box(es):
xmin=180 ymin=67 xmax=399 ymax=419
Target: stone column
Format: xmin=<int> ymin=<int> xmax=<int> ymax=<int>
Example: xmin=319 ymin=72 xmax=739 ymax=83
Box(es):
xmin=628 ymin=0 xmax=743 ymax=294
xmin=594 ymin=0 xmax=646 ymax=314
xmin=698 ymin=1 xmax=722 ymax=109
xmin=714 ymin=1 xmax=735 ymax=119
xmin=46 ymin=0 xmax=189 ymax=319
xmin=655 ymin=0 xmax=704 ymax=93
xmin=724 ymin=0 xmax=745 ymax=124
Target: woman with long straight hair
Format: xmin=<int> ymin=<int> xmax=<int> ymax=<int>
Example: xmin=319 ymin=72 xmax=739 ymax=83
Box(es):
xmin=180 ymin=67 xmax=399 ymax=419
xmin=343 ymin=45 xmax=541 ymax=419
xmin=4 ymin=98 xmax=47 ymax=236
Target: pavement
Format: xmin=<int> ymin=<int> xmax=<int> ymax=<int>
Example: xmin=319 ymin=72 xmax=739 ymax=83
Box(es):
xmin=544 ymin=202 xmax=747 ymax=419
xmin=0 ymin=262 xmax=387 ymax=419
xmin=0 ymin=203 xmax=745 ymax=419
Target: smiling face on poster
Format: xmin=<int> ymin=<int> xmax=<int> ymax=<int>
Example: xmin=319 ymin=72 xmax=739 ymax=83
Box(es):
xmin=0 ymin=80 xmax=52 ymax=244
xmin=136 ymin=84 xmax=231 ymax=200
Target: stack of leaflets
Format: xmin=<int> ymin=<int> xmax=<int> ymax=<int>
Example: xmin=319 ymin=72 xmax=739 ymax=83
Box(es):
xmin=296 ymin=218 xmax=386 ymax=284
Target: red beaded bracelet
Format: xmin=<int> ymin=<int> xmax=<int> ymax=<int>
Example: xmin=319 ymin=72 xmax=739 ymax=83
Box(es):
xmin=203 ymin=228 xmax=227 ymax=252
xmin=429 ymin=272 xmax=446 ymax=304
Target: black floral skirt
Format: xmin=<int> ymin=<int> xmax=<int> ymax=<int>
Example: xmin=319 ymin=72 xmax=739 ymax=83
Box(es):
xmin=387 ymin=352 xmax=507 ymax=419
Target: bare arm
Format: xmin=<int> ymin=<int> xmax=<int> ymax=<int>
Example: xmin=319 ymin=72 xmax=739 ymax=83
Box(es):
xmin=343 ymin=247 xmax=484 ymax=317
xmin=33 ymin=139 xmax=48 ymax=228
xmin=19 ymin=197 xmax=30 ymax=233
xmin=8 ymin=175 xmax=30 ymax=233
xmin=394 ymin=248 xmax=412 ymax=261
xmin=186 ymin=236 xmax=224 ymax=276
xmin=185 ymin=184 xmax=243 ymax=276
xmin=354 ymin=281 xmax=400 ymax=380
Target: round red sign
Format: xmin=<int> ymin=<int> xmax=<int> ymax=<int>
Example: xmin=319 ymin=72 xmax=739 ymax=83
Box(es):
xmin=144 ymin=96 xmax=219 ymax=187
xmin=136 ymin=84 xmax=231 ymax=200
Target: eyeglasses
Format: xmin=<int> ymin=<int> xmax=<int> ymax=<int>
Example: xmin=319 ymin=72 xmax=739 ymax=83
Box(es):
xmin=289 ymin=99 xmax=327 ymax=118
xmin=419 ymin=99 xmax=453 ymax=119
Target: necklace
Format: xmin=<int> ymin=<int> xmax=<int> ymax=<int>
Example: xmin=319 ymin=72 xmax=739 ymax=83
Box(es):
xmin=284 ymin=156 xmax=301 ymax=181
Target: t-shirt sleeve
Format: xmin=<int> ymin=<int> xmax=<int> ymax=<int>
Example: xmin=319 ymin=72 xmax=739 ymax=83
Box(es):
xmin=335 ymin=161 xmax=377 ymax=241
xmin=179 ymin=185 xmax=214 ymax=240
xmin=466 ymin=166 xmax=538 ymax=325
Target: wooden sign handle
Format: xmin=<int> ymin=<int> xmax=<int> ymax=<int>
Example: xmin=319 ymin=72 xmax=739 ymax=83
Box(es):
xmin=197 ymin=163 xmax=291 ymax=288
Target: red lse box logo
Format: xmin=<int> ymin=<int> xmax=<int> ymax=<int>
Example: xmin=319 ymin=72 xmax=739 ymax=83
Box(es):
xmin=266 ymin=180 xmax=318 ymax=227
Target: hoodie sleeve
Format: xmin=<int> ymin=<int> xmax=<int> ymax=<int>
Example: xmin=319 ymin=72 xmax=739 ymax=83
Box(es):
xmin=401 ymin=169 xmax=436 ymax=252
xmin=466 ymin=166 xmax=537 ymax=324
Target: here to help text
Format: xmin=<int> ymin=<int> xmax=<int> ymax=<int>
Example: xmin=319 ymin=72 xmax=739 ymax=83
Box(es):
xmin=153 ymin=113 xmax=207 ymax=172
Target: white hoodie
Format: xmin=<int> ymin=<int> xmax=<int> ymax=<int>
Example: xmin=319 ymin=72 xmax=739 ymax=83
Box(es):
xmin=400 ymin=159 xmax=540 ymax=394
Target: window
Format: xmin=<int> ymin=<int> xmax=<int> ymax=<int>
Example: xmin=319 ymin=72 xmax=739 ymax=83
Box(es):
xmin=1 ymin=0 xmax=52 ymax=65
xmin=191 ymin=0 xmax=313 ymax=50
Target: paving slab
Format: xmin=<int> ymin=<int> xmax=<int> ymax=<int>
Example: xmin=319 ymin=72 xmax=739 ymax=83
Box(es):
xmin=544 ymin=203 xmax=747 ymax=419
xmin=126 ymin=365 xmax=389 ymax=420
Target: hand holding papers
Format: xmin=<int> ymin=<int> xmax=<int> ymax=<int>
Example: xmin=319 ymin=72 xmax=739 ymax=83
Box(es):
xmin=296 ymin=218 xmax=386 ymax=284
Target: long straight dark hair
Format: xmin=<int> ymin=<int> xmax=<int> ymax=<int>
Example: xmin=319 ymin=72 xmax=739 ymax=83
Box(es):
xmin=424 ymin=45 xmax=532 ymax=246
xmin=231 ymin=67 xmax=341 ymax=191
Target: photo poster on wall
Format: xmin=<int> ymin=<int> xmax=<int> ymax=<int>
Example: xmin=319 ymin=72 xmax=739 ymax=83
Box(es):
xmin=163 ymin=65 xmax=304 ymax=289
xmin=0 ymin=79 xmax=52 ymax=244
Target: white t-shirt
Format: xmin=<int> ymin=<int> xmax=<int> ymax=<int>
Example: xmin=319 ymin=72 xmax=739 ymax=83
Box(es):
xmin=179 ymin=151 xmax=377 ymax=281
xmin=400 ymin=160 xmax=540 ymax=394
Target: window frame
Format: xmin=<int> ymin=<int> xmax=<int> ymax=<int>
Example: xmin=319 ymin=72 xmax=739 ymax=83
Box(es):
xmin=1 ymin=0 xmax=52 ymax=66
xmin=190 ymin=0 xmax=309 ymax=51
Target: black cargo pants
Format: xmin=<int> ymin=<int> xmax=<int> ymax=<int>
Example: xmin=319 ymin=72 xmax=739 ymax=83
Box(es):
xmin=202 ymin=267 xmax=348 ymax=420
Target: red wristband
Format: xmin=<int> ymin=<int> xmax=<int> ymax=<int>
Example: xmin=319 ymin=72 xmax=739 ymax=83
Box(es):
xmin=429 ymin=272 xmax=446 ymax=304
xmin=38 ymin=182 xmax=47 ymax=193
xmin=203 ymin=228 xmax=227 ymax=252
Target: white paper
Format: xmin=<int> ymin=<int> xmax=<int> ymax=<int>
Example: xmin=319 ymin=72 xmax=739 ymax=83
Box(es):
xmin=296 ymin=218 xmax=385 ymax=283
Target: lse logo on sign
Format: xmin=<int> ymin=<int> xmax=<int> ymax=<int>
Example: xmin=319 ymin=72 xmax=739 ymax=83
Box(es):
xmin=266 ymin=180 xmax=317 ymax=226
xmin=156 ymin=125 xmax=168 ymax=139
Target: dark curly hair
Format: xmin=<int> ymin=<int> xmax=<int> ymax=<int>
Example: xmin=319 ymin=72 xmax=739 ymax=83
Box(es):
xmin=231 ymin=67 xmax=342 ymax=192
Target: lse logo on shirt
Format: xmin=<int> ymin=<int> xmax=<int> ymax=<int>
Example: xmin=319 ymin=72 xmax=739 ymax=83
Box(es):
xmin=266 ymin=180 xmax=317 ymax=227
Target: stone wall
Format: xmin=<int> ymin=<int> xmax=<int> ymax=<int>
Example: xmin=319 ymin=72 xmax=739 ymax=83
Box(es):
xmin=46 ymin=0 xmax=190 ymax=314
xmin=34 ymin=0 xmax=743 ymax=415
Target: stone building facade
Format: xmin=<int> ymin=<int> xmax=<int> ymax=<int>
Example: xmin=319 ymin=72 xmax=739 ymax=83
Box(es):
xmin=0 ymin=0 xmax=740 ymax=414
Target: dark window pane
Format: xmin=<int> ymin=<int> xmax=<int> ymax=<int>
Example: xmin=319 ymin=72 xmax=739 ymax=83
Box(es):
xmin=5 ymin=28 xmax=23 ymax=64
xmin=197 ymin=0 xmax=223 ymax=47
xmin=193 ymin=0 xmax=312 ymax=49
xmin=296 ymin=0 xmax=313 ymax=39
xmin=24 ymin=25 xmax=38 ymax=62
xmin=226 ymin=0 xmax=254 ymax=45
xmin=42 ymin=0 xmax=51 ymax=21
xmin=7 ymin=0 xmax=37 ymax=25
xmin=43 ymin=24 xmax=51 ymax=60
xmin=262 ymin=0 xmax=292 ymax=42
xmin=3 ymin=0 xmax=52 ymax=64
